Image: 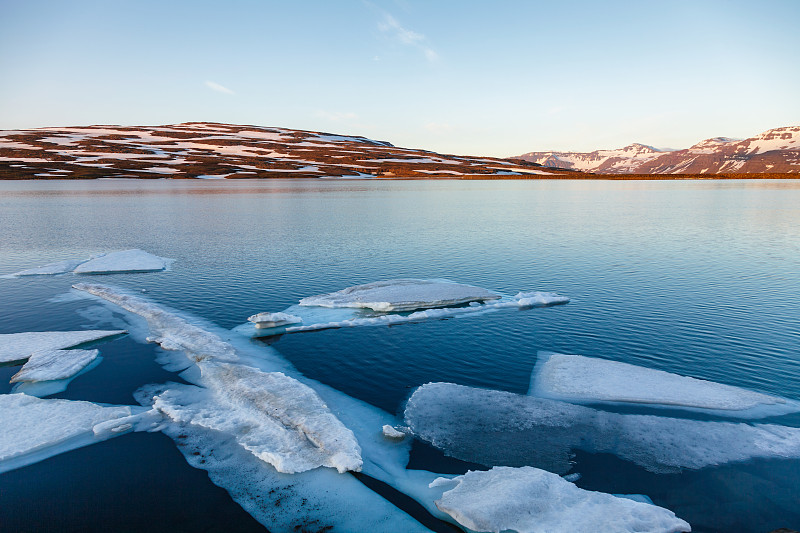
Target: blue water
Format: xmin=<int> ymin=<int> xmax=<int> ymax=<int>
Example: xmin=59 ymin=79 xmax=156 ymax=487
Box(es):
xmin=1 ymin=179 xmax=799 ymax=532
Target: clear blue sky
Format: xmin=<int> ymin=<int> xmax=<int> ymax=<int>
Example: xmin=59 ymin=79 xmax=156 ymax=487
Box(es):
xmin=1 ymin=0 xmax=798 ymax=156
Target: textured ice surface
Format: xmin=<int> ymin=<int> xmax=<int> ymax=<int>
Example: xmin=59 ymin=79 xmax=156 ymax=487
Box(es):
xmin=382 ymin=425 xmax=406 ymax=440
xmin=150 ymin=362 xmax=362 ymax=474
xmin=405 ymin=383 xmax=800 ymax=474
xmin=6 ymin=258 xmax=88 ymax=277
xmin=530 ymin=352 xmax=796 ymax=417
xmin=10 ymin=348 xmax=99 ymax=382
xmin=431 ymin=466 xmax=690 ymax=533
xmin=0 ymin=330 xmax=126 ymax=364
xmin=299 ymin=279 xmax=501 ymax=311
xmin=146 ymin=413 xmax=430 ymax=532
xmin=247 ymin=311 xmax=302 ymax=329
xmin=73 ymin=249 xmax=168 ymax=274
xmin=0 ymin=393 xmax=142 ymax=474
xmin=236 ymin=288 xmax=568 ymax=338
xmin=73 ymin=283 xmax=238 ymax=363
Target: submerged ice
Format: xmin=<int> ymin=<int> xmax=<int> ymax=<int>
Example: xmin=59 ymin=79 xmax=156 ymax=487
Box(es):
xmin=299 ymin=279 xmax=502 ymax=311
xmin=0 ymin=330 xmax=126 ymax=364
xmin=430 ymin=466 xmax=690 ymax=533
xmin=405 ymin=382 xmax=800 ymax=474
xmin=530 ymin=352 xmax=796 ymax=417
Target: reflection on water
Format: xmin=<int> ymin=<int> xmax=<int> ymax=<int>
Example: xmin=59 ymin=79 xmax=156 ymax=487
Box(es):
xmin=1 ymin=178 xmax=799 ymax=532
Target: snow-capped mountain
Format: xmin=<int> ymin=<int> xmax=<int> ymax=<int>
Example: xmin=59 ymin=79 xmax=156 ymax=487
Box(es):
xmin=0 ymin=122 xmax=565 ymax=179
xmin=518 ymin=126 xmax=800 ymax=174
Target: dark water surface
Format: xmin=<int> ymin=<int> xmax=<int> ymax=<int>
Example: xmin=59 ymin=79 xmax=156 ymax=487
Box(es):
xmin=1 ymin=179 xmax=799 ymax=532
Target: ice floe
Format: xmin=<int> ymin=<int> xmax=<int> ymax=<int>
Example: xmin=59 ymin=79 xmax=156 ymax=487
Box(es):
xmin=0 ymin=330 xmax=126 ymax=364
xmin=5 ymin=249 xmax=171 ymax=277
xmin=73 ymin=249 xmax=169 ymax=274
xmin=10 ymin=348 xmax=100 ymax=394
xmin=430 ymin=466 xmax=690 ymax=533
xmin=530 ymin=352 xmax=799 ymax=418
xmin=76 ymin=283 xmax=687 ymax=531
xmin=235 ymin=280 xmax=568 ymax=338
xmin=247 ymin=311 xmax=302 ymax=329
xmin=149 ymin=362 xmax=362 ymax=474
xmin=5 ymin=258 xmax=89 ymax=277
xmin=405 ymin=382 xmax=800 ymax=474
xmin=299 ymin=279 xmax=501 ymax=312
xmin=73 ymin=283 xmax=238 ymax=364
xmin=382 ymin=425 xmax=407 ymax=440
xmin=0 ymin=393 xmax=157 ymax=474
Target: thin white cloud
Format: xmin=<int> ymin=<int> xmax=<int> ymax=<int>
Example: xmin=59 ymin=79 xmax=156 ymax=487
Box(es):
xmin=377 ymin=12 xmax=438 ymax=62
xmin=315 ymin=111 xmax=358 ymax=122
xmin=204 ymin=81 xmax=235 ymax=95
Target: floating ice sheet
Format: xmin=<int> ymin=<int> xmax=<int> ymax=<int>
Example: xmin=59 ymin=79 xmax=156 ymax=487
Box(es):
xmin=0 ymin=393 xmax=153 ymax=474
xmin=73 ymin=283 xmax=238 ymax=364
xmin=299 ymin=279 xmax=501 ymax=312
xmin=79 ymin=283 xmax=684 ymax=532
xmin=0 ymin=330 xmax=126 ymax=364
xmin=5 ymin=258 xmax=89 ymax=277
xmin=530 ymin=352 xmax=798 ymax=418
xmin=11 ymin=348 xmax=99 ymax=383
xmin=431 ymin=466 xmax=690 ymax=533
xmin=235 ymin=286 xmax=568 ymax=338
xmin=149 ymin=362 xmax=362 ymax=474
xmin=405 ymin=383 xmax=800 ymax=474
xmin=73 ymin=249 xmax=169 ymax=274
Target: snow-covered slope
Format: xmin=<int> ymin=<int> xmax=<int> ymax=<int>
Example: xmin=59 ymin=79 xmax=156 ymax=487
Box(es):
xmin=0 ymin=122 xmax=569 ymax=179
xmin=519 ymin=126 xmax=800 ymax=174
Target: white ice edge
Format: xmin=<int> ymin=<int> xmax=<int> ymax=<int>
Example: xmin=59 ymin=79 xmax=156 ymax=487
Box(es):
xmin=70 ymin=283 xmax=686 ymax=532
xmin=529 ymin=352 xmax=800 ymax=419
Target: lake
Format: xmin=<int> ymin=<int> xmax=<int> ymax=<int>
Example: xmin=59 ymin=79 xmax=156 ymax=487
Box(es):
xmin=1 ymin=179 xmax=799 ymax=532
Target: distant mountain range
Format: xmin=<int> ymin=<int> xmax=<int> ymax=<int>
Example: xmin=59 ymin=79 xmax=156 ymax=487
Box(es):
xmin=0 ymin=122 xmax=566 ymax=179
xmin=518 ymin=126 xmax=800 ymax=174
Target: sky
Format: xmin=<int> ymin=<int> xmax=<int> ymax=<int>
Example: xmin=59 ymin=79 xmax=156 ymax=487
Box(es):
xmin=1 ymin=0 xmax=799 ymax=157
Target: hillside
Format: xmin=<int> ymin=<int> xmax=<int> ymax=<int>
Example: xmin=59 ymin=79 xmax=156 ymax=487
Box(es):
xmin=0 ymin=122 xmax=569 ymax=180
xmin=518 ymin=126 xmax=800 ymax=174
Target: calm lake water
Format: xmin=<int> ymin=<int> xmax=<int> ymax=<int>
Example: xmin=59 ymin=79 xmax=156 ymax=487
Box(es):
xmin=1 ymin=179 xmax=799 ymax=532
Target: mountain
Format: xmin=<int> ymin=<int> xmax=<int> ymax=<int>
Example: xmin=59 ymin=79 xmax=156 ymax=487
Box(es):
xmin=518 ymin=126 xmax=800 ymax=174
xmin=0 ymin=122 xmax=569 ymax=180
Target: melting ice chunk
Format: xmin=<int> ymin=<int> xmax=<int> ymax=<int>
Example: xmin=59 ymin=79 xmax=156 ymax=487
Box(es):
xmin=299 ymin=279 xmax=501 ymax=312
xmin=6 ymin=258 xmax=89 ymax=277
xmin=150 ymin=362 xmax=362 ymax=474
xmin=405 ymin=382 xmax=800 ymax=474
xmin=72 ymin=249 xmax=169 ymax=274
xmin=0 ymin=393 xmax=138 ymax=474
xmin=0 ymin=330 xmax=126 ymax=364
xmin=247 ymin=311 xmax=302 ymax=329
xmin=430 ymin=466 xmax=690 ymax=533
xmin=10 ymin=348 xmax=99 ymax=383
xmin=530 ymin=352 xmax=797 ymax=418
xmin=73 ymin=283 xmax=238 ymax=364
